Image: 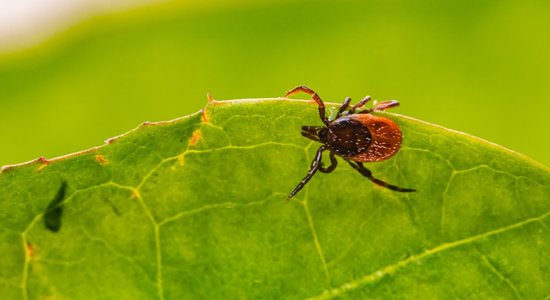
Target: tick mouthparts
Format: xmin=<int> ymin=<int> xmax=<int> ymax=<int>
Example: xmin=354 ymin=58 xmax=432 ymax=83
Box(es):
xmin=301 ymin=126 xmax=326 ymax=143
xmin=301 ymin=126 xmax=315 ymax=134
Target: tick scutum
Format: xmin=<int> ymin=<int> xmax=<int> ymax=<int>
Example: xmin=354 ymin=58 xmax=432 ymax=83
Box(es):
xmin=327 ymin=117 xmax=372 ymax=157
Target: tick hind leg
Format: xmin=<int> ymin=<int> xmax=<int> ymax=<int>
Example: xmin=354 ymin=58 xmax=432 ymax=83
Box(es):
xmin=284 ymin=86 xmax=329 ymax=125
xmin=288 ymin=146 xmax=327 ymax=198
xmin=336 ymin=97 xmax=351 ymax=118
xmin=347 ymin=161 xmax=416 ymax=192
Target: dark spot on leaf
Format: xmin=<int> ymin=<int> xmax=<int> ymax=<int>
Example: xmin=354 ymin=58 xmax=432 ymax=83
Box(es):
xmin=44 ymin=181 xmax=67 ymax=232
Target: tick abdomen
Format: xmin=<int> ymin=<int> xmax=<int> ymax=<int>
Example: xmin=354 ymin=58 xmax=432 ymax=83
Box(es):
xmin=346 ymin=114 xmax=403 ymax=162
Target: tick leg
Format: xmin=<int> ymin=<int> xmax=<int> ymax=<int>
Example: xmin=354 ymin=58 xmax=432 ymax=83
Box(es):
xmin=358 ymin=100 xmax=399 ymax=114
xmin=284 ymin=86 xmax=329 ymax=125
xmin=349 ymin=96 xmax=371 ymax=114
xmin=288 ymin=146 xmax=326 ymax=198
xmin=319 ymin=152 xmax=338 ymax=173
xmin=347 ymin=161 xmax=416 ymax=192
xmin=336 ymin=97 xmax=352 ymax=118
xmin=373 ymin=100 xmax=400 ymax=111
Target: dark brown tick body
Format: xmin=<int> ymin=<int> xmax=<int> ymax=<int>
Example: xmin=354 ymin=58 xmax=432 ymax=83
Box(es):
xmin=285 ymin=86 xmax=415 ymax=198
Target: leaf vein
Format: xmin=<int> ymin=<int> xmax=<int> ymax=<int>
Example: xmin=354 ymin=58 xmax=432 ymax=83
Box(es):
xmin=478 ymin=251 xmax=523 ymax=300
xmin=158 ymin=194 xmax=281 ymax=226
xmin=308 ymin=210 xmax=550 ymax=300
xmin=303 ymin=200 xmax=331 ymax=283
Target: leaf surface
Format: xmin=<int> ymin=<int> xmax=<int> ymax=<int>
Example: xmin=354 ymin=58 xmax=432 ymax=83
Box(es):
xmin=0 ymin=99 xmax=549 ymax=299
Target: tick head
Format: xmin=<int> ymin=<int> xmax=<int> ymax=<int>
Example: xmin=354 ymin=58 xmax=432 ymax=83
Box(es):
xmin=301 ymin=126 xmax=328 ymax=143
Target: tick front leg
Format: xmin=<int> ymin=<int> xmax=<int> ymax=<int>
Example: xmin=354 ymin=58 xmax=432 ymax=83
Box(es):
xmin=336 ymin=97 xmax=351 ymax=118
xmin=288 ymin=146 xmax=327 ymax=198
xmin=347 ymin=161 xmax=416 ymax=192
xmin=284 ymin=86 xmax=329 ymax=125
xmin=319 ymin=152 xmax=338 ymax=173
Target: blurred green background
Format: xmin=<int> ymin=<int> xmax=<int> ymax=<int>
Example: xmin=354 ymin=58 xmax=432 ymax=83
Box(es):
xmin=0 ymin=0 xmax=549 ymax=167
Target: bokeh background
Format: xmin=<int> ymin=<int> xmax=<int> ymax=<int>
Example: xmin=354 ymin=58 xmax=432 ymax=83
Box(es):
xmin=0 ymin=0 xmax=549 ymax=167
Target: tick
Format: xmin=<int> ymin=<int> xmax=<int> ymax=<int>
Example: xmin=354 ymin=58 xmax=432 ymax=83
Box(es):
xmin=285 ymin=86 xmax=416 ymax=198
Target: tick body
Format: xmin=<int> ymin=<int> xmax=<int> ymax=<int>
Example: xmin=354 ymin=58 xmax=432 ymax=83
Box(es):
xmin=286 ymin=85 xmax=415 ymax=198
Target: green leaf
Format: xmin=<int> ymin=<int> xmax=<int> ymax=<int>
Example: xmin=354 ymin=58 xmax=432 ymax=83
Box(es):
xmin=1 ymin=99 xmax=549 ymax=299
